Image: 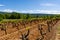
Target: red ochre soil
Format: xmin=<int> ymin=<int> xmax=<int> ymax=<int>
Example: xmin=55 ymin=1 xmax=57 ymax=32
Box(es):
xmin=0 ymin=19 xmax=59 ymax=40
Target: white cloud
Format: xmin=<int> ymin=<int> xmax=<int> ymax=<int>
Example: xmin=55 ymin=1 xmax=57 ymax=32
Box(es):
xmin=20 ymin=10 xmax=34 ymax=13
xmin=0 ymin=9 xmax=60 ymax=14
xmin=40 ymin=3 xmax=57 ymax=6
xmin=0 ymin=4 xmax=5 ymax=6
xmin=0 ymin=9 xmax=20 ymax=12
xmin=20 ymin=10 xmax=60 ymax=14
xmin=36 ymin=10 xmax=60 ymax=14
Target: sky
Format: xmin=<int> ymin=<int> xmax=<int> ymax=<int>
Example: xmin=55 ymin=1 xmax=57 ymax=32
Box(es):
xmin=0 ymin=0 xmax=60 ymax=14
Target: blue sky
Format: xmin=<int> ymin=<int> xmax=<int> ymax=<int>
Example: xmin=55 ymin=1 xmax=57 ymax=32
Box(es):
xmin=0 ymin=0 xmax=60 ymax=14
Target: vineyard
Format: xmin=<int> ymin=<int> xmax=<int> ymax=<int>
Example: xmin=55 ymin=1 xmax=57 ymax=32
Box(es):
xmin=0 ymin=12 xmax=60 ymax=40
xmin=0 ymin=19 xmax=59 ymax=40
xmin=0 ymin=0 xmax=60 ymax=40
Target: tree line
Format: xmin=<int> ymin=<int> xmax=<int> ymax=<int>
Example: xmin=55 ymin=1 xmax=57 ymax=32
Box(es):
xmin=0 ymin=12 xmax=60 ymax=21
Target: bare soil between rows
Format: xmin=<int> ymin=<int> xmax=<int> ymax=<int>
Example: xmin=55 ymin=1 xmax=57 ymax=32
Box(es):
xmin=55 ymin=21 xmax=60 ymax=40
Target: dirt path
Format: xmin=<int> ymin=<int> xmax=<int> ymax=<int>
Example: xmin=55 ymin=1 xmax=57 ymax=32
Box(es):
xmin=55 ymin=21 xmax=60 ymax=40
xmin=55 ymin=33 xmax=60 ymax=40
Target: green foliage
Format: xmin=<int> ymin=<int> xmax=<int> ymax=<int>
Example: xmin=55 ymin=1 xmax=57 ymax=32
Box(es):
xmin=0 ymin=14 xmax=3 ymax=21
xmin=0 ymin=17 xmax=3 ymax=21
xmin=0 ymin=12 xmax=60 ymax=20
